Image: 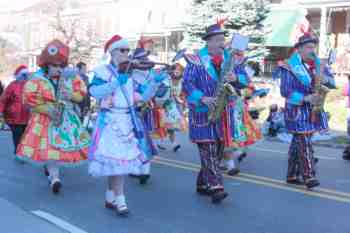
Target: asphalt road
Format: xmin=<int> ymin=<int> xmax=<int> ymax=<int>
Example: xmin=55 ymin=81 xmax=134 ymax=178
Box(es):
xmin=0 ymin=131 xmax=349 ymax=233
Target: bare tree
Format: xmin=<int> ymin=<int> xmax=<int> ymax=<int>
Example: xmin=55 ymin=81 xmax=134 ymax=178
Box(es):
xmin=50 ymin=0 xmax=100 ymax=64
xmin=0 ymin=38 xmax=25 ymax=75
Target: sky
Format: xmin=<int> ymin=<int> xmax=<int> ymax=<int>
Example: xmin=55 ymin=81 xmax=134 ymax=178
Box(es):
xmin=0 ymin=0 xmax=43 ymax=12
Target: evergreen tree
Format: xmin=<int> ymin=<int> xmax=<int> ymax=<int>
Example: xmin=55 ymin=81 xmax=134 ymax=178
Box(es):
xmin=183 ymin=0 xmax=270 ymax=60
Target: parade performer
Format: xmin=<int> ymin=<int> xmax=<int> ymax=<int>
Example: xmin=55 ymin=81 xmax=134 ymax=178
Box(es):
xmin=219 ymin=49 xmax=263 ymax=176
xmin=274 ymin=33 xmax=328 ymax=188
xmin=153 ymin=63 xmax=186 ymax=152
xmin=16 ymin=40 xmax=90 ymax=194
xmin=88 ymin=35 xmax=165 ymax=215
xmin=129 ymin=47 xmax=164 ymax=184
xmin=168 ymin=63 xmax=187 ymax=152
xmin=0 ymin=65 xmax=30 ymax=155
xmin=182 ymin=21 xmax=232 ymax=204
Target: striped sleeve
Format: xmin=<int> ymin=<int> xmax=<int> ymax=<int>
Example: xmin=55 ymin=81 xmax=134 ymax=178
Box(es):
xmin=182 ymin=63 xmax=204 ymax=106
xmin=280 ymin=69 xmax=304 ymax=105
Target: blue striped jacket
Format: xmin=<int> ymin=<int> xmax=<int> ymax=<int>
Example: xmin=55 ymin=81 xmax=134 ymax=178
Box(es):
xmin=278 ymin=66 xmax=328 ymax=133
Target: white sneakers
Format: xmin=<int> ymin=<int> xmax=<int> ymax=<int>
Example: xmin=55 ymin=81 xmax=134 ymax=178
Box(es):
xmin=115 ymin=195 xmax=129 ymax=216
xmin=105 ymin=190 xmax=129 ymax=216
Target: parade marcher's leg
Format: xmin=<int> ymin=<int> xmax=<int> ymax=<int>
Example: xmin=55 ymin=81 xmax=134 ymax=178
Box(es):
xmin=168 ymin=129 xmax=180 ymax=152
xmin=298 ymin=134 xmax=319 ymax=188
xmin=46 ymin=161 xmax=61 ymax=194
xmin=196 ymin=142 xmax=228 ymax=203
xmin=223 ymin=151 xmax=240 ymax=176
xmin=139 ymin=162 xmax=151 ymax=185
xmin=237 ymin=147 xmax=248 ymax=163
xmin=196 ymin=143 xmax=211 ymax=195
xmin=286 ymin=134 xmax=303 ymax=185
xmin=107 ymin=175 xmax=128 ymax=216
xmin=9 ymin=124 xmax=27 ymax=154
xmin=9 ymin=124 xmax=27 ymax=164
xmin=343 ymin=145 xmax=350 ymax=161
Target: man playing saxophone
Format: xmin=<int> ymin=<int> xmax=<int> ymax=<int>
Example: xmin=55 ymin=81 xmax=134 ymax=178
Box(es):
xmin=182 ymin=20 xmax=236 ymax=204
xmin=275 ymin=33 xmax=329 ymax=189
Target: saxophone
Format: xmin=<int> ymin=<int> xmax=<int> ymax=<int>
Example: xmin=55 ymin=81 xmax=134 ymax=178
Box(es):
xmin=208 ymin=48 xmax=237 ymax=122
xmin=311 ymin=62 xmax=329 ymax=122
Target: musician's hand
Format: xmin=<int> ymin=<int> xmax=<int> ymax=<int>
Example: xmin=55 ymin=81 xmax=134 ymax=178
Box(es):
xmin=304 ymin=94 xmax=320 ymax=105
xmin=201 ymin=96 xmax=216 ymax=109
xmin=154 ymin=72 xmax=168 ymax=83
xmin=47 ymin=104 xmax=61 ymax=125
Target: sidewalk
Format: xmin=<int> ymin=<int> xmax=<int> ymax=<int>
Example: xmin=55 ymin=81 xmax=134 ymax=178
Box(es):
xmin=0 ymin=198 xmax=66 ymax=233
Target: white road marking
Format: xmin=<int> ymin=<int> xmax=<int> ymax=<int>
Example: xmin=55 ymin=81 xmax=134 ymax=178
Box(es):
xmin=252 ymin=147 xmax=339 ymax=160
xmin=31 ymin=210 xmax=88 ymax=233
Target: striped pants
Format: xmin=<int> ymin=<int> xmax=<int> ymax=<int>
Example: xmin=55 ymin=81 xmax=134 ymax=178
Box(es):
xmin=287 ymin=134 xmax=316 ymax=181
xmin=196 ymin=142 xmax=224 ymax=191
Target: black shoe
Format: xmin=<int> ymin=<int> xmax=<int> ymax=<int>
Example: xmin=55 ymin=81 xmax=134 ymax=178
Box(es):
xmin=238 ymin=153 xmax=247 ymax=163
xmin=173 ymin=144 xmax=181 ymax=152
xmin=51 ymin=180 xmax=62 ymax=194
xmin=314 ymin=157 xmax=319 ymax=164
xmin=343 ymin=155 xmax=350 ymax=161
xmin=128 ymin=174 xmax=139 ymax=178
xmin=227 ymin=168 xmax=240 ymax=176
xmin=306 ymin=179 xmax=320 ymax=189
xmin=211 ymin=190 xmax=228 ymax=204
xmin=286 ymin=178 xmax=304 ymax=185
xmin=157 ymin=145 xmax=166 ymax=150
xmin=139 ymin=175 xmax=150 ymax=185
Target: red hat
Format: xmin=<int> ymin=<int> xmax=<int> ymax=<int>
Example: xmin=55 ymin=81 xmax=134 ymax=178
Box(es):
xmin=14 ymin=65 xmax=28 ymax=76
xmin=294 ymin=32 xmax=318 ymax=48
xmin=37 ymin=39 xmax=69 ymax=68
xmin=104 ymin=34 xmax=129 ymax=53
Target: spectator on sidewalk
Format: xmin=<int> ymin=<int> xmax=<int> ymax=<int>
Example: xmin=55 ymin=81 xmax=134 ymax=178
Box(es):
xmin=0 ymin=65 xmax=30 ymax=154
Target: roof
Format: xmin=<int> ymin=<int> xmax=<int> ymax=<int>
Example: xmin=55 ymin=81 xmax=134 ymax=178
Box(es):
xmin=264 ymin=7 xmax=309 ymax=47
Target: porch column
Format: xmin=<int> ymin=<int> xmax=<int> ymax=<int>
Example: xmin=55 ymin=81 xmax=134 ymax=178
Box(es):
xmin=319 ymin=6 xmax=328 ymax=57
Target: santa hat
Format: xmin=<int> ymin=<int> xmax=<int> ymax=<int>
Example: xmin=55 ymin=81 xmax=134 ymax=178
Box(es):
xmin=104 ymin=34 xmax=129 ymax=53
xmin=14 ymin=65 xmax=28 ymax=77
xmin=37 ymin=39 xmax=69 ymax=68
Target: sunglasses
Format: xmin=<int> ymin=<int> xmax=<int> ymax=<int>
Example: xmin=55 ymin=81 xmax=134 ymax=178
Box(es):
xmin=118 ymin=48 xmax=130 ymax=53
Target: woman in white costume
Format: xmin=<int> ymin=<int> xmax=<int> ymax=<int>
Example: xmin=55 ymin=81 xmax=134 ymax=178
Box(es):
xmin=88 ymin=35 xmax=164 ymax=216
